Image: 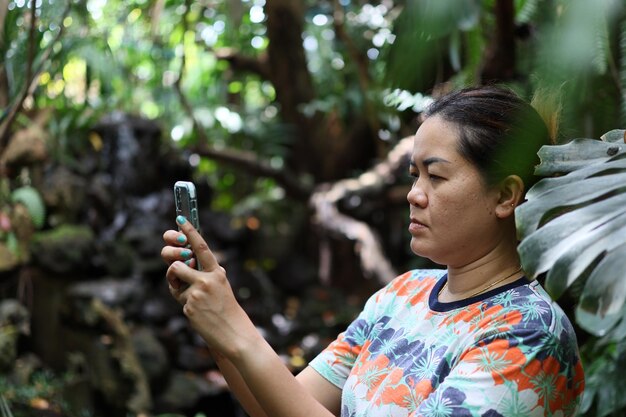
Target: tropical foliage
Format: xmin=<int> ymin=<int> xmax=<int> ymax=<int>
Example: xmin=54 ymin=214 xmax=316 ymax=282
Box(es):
xmin=2 ymin=0 xmax=626 ymax=416
xmin=517 ymin=129 xmax=626 ymax=416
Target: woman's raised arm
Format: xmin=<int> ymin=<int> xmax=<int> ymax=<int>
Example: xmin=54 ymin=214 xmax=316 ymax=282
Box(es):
xmin=161 ymin=216 xmax=341 ymax=417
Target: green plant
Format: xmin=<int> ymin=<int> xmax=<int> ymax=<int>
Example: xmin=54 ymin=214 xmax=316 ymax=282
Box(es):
xmin=10 ymin=186 xmax=45 ymax=229
xmin=517 ymin=129 xmax=626 ymax=336
xmin=516 ymin=129 xmax=626 ymax=416
xmin=0 ymin=394 xmax=15 ymax=417
xmin=0 ymin=369 xmax=89 ymax=417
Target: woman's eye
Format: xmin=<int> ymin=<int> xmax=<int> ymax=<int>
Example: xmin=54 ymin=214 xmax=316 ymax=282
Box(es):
xmin=409 ymin=171 xmax=443 ymax=183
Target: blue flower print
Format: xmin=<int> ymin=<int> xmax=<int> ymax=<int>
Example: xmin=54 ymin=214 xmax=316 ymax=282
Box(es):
xmin=419 ymin=386 xmax=472 ymax=417
xmin=368 ymin=326 xmax=406 ymax=357
xmin=344 ymin=318 xmax=372 ymax=348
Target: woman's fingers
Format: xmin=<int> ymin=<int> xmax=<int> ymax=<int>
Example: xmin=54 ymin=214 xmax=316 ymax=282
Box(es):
xmin=162 ymin=228 xmax=198 ymax=266
xmin=166 ymin=260 xmax=200 ymax=294
xmin=163 ymin=220 xmax=250 ymax=356
xmin=160 ymin=245 xmax=196 ymax=265
xmin=175 ymin=216 xmax=221 ymax=272
xmin=163 ymin=217 xmax=225 ymax=309
xmin=163 ymin=229 xmax=188 ymax=246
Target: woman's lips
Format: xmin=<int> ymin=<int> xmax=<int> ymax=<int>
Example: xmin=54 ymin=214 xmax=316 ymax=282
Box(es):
xmin=408 ymin=218 xmax=428 ymax=233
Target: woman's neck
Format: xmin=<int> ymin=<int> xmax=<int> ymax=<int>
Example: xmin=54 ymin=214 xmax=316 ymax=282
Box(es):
xmin=441 ymin=242 xmax=523 ymax=302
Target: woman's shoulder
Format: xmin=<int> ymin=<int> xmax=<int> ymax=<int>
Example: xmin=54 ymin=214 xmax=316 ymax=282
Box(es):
xmin=481 ymin=279 xmax=579 ymax=344
xmin=525 ymin=280 xmax=578 ymax=335
xmin=369 ymin=269 xmax=447 ymax=307
xmin=391 ymin=268 xmax=447 ymax=284
xmin=383 ymin=268 xmax=446 ymax=293
xmin=357 ymin=269 xmax=446 ymax=324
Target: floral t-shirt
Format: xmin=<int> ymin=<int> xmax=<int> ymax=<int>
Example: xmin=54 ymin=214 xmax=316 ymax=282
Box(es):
xmin=309 ymin=269 xmax=585 ymax=417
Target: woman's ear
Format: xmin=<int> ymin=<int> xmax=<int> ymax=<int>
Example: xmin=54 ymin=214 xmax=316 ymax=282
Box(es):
xmin=495 ymin=175 xmax=525 ymax=219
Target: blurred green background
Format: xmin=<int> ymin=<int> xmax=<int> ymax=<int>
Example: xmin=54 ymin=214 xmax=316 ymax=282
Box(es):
xmin=1 ymin=0 xmax=626 ymax=416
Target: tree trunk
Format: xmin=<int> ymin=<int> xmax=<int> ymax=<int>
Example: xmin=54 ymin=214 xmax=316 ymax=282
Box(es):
xmin=264 ymin=0 xmax=377 ymax=182
xmin=480 ymin=0 xmax=516 ymax=82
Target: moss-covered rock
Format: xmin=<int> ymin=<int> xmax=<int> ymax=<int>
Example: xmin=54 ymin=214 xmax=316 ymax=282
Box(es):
xmin=0 ymin=241 xmax=19 ymax=271
xmin=30 ymin=225 xmax=96 ymax=276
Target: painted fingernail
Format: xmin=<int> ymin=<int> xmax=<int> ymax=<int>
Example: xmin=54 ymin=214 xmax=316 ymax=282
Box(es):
xmin=181 ymin=249 xmax=192 ymax=259
xmin=184 ymin=259 xmax=192 ymax=266
xmin=176 ymin=235 xmax=187 ymax=244
xmin=176 ymin=215 xmax=187 ymax=225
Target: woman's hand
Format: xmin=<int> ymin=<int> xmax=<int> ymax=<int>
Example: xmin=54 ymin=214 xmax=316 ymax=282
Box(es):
xmin=161 ymin=216 xmax=259 ymax=360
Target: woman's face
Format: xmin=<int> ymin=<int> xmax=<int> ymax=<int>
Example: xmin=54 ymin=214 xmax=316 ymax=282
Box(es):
xmin=407 ymin=115 xmax=506 ymax=267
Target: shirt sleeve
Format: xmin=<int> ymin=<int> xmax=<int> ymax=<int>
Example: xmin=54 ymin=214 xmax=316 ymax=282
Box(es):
xmin=411 ymin=326 xmax=585 ymax=417
xmin=308 ymin=285 xmax=388 ymax=389
xmin=308 ymin=270 xmax=441 ymax=391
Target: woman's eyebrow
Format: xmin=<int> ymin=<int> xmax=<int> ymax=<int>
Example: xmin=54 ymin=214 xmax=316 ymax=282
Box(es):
xmin=410 ymin=157 xmax=451 ymax=168
xmin=424 ymin=157 xmax=450 ymax=166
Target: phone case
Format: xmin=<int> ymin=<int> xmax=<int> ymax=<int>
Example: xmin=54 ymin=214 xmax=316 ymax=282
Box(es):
xmin=174 ymin=181 xmax=202 ymax=270
xmin=174 ymin=181 xmax=200 ymax=230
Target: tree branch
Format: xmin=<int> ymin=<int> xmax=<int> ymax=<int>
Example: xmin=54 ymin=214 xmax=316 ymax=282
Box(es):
xmin=173 ymin=82 xmax=312 ymax=200
xmin=0 ymin=0 xmax=8 ymax=52
xmin=332 ymin=0 xmax=369 ymax=94
xmin=480 ymin=0 xmax=516 ymax=82
xmin=0 ymin=0 xmax=8 ymax=109
xmin=332 ymin=0 xmax=382 ymax=154
xmin=310 ymin=135 xmax=413 ymax=285
xmin=172 ymin=2 xmax=311 ymax=201
xmin=25 ymin=0 xmax=37 ymax=86
xmin=173 ymin=0 xmax=191 ymax=96
xmin=0 ymin=1 xmax=72 ymax=155
xmin=190 ymin=143 xmax=312 ymax=200
xmin=213 ymin=47 xmax=270 ymax=79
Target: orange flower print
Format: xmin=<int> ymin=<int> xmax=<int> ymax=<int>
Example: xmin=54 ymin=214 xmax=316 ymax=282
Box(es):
xmin=308 ymin=270 xmax=584 ymax=417
xmin=387 ymin=271 xmax=415 ymax=294
xmin=405 ymin=378 xmax=434 ymax=412
xmin=450 ymin=307 xmax=477 ymax=325
xmin=380 ymin=384 xmax=411 ymax=407
xmin=329 ymin=339 xmax=361 ymax=368
xmin=529 ymin=356 xmax=569 ymax=413
xmin=361 ymin=354 xmax=392 ymax=401
xmin=472 ymin=305 xmax=523 ymax=333
xmin=388 ymin=272 xmax=434 ymax=298
xmin=377 ymin=368 xmax=408 ymax=406
xmin=510 ymin=358 xmax=539 ymax=392
xmin=464 ymin=339 xmax=528 ymax=385
xmin=407 ymin=281 xmax=436 ymax=306
xmin=571 ymin=360 xmax=585 ymax=397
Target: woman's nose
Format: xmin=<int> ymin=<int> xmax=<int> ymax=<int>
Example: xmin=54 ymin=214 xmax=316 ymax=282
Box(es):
xmin=407 ymin=183 xmax=428 ymax=207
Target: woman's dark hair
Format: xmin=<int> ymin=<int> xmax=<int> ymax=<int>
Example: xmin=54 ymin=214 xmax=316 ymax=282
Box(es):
xmin=423 ymin=85 xmax=551 ymax=191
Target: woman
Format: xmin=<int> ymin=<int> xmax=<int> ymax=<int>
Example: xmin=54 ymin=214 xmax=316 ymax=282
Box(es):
xmin=161 ymin=85 xmax=585 ymax=417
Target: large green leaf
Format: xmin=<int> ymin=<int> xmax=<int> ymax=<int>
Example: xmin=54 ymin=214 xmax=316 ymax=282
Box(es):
xmin=534 ymin=137 xmax=626 ymax=176
xmin=516 ymin=129 xmax=626 ymax=336
xmin=576 ymin=242 xmax=626 ymax=336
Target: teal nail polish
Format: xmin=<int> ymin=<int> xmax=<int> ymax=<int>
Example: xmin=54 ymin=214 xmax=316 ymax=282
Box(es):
xmin=176 ymin=215 xmax=187 ymax=225
xmin=181 ymin=249 xmax=192 ymax=259
xmin=176 ymin=235 xmax=187 ymax=244
xmin=184 ymin=259 xmax=192 ymax=266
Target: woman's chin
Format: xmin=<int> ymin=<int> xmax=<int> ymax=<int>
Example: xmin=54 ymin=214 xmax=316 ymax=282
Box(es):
xmin=410 ymin=240 xmax=431 ymax=258
xmin=410 ymin=241 xmax=446 ymax=265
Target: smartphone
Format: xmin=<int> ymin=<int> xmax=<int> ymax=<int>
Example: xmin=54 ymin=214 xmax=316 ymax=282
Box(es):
xmin=174 ymin=181 xmax=201 ymax=270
